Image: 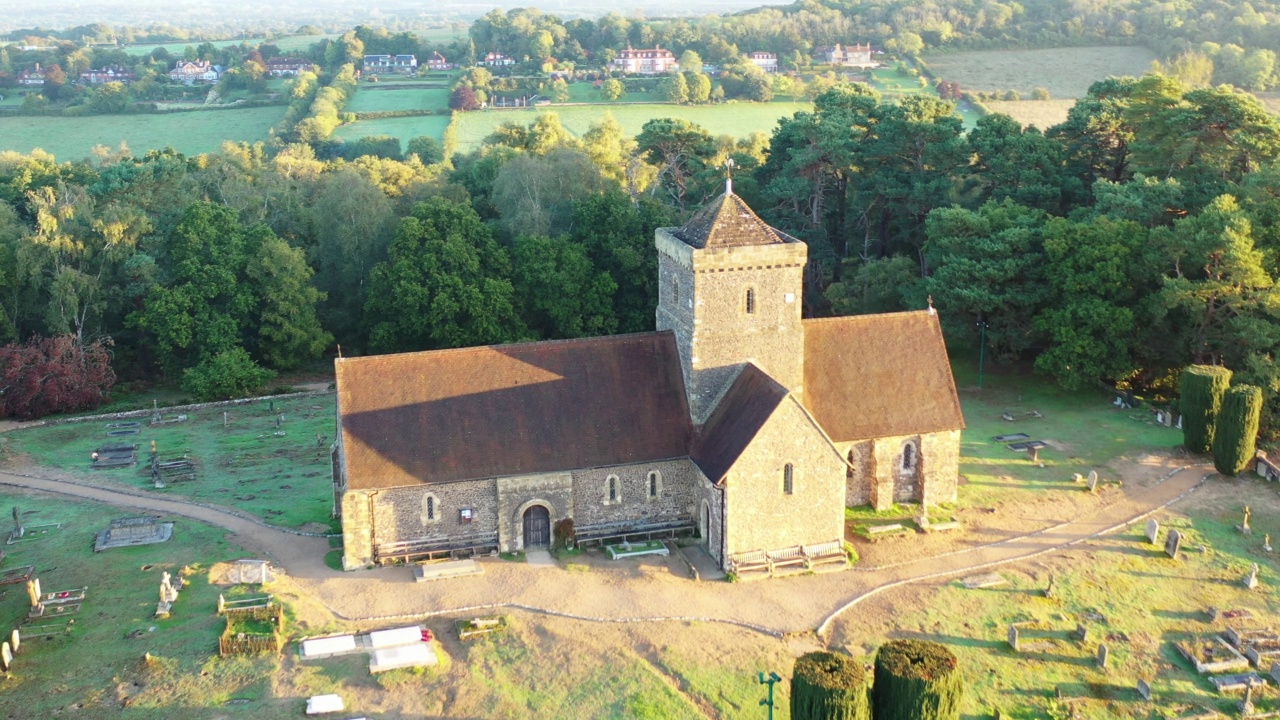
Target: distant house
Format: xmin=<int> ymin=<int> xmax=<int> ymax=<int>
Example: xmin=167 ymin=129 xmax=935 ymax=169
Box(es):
xmin=746 ymin=51 xmax=778 ymax=73
xmin=265 ymin=57 xmax=312 ymax=76
xmin=820 ymin=43 xmax=876 ymax=68
xmin=426 ymin=52 xmax=453 ymax=71
xmin=80 ymin=66 xmax=135 ymax=84
xmin=363 ymin=54 xmax=418 ymax=73
xmin=17 ymin=64 xmax=46 ymax=87
xmin=479 ymin=52 xmax=514 ymax=67
xmin=169 ymin=60 xmax=222 ymax=84
xmin=610 ymin=46 xmax=677 ymax=75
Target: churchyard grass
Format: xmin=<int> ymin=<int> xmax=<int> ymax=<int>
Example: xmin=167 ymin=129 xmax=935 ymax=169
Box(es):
xmin=982 ymin=99 xmax=1078 ymax=129
xmin=0 ymin=490 xmax=283 ymax=718
xmin=4 ymin=393 xmax=336 ymax=530
xmin=922 ymin=46 xmax=1158 ymax=98
xmin=0 ymin=105 xmax=287 ymax=161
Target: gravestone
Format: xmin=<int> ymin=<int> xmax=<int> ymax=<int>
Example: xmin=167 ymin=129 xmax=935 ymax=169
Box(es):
xmin=1138 ymin=679 xmax=1151 ymax=701
xmin=1008 ymin=625 xmax=1020 ymax=652
xmin=9 ymin=506 xmax=22 ymax=542
xmin=1240 ymin=506 xmax=1253 ymax=535
xmin=1145 ymin=519 xmax=1160 ymax=544
xmin=1096 ymin=644 xmax=1109 ymax=669
xmin=0 ymin=641 xmax=10 ymax=672
xmin=1088 ymin=471 xmax=1100 ymax=493
xmin=94 ymin=516 xmax=173 ymax=552
xmin=1241 ymin=681 xmax=1257 ymax=715
xmin=26 ymin=578 xmax=40 ymax=607
xmin=1165 ymin=529 xmax=1183 ymax=560
xmin=1074 ymin=624 xmax=1089 ymax=643
xmin=8 ymin=629 xmax=17 ymax=655
xmin=1267 ymin=534 xmax=1274 ymax=553
xmin=1246 ymin=564 xmax=1260 ymax=590
xmin=1043 ymin=574 xmax=1055 ymax=599
xmin=1270 ymin=661 xmax=1280 ymax=685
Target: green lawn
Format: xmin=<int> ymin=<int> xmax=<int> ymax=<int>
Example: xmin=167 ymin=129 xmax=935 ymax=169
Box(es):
xmin=565 ymin=80 xmax=656 ymax=104
xmin=5 ymin=393 xmax=336 ymax=530
xmin=346 ymin=86 xmax=451 ymax=114
xmin=450 ymin=102 xmax=811 ymax=152
xmin=0 ymin=490 xmax=284 ymax=718
xmin=0 ymin=106 xmax=287 ymax=161
xmin=332 ymin=115 xmax=453 ymax=150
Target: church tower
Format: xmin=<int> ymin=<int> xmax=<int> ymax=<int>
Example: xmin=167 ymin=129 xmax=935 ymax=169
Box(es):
xmin=655 ymin=185 xmax=808 ymax=424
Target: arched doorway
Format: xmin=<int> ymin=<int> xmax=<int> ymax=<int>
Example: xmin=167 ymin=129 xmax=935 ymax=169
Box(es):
xmin=522 ymin=505 xmax=550 ymax=549
xmin=698 ymin=500 xmax=711 ymax=543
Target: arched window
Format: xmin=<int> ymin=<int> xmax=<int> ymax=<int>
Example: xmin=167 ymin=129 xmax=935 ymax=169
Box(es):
xmin=745 ymin=288 xmax=756 ymax=314
xmin=901 ymin=442 xmax=917 ymax=474
xmin=783 ymin=463 xmax=794 ymax=494
xmin=647 ymin=470 xmax=662 ymax=499
xmin=421 ymin=493 xmax=440 ymax=524
xmin=606 ymin=474 xmax=620 ymax=505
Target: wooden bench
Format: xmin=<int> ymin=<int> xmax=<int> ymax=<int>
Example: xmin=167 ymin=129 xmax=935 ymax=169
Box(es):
xmin=802 ymin=541 xmax=846 ymax=568
xmin=766 ymin=546 xmax=807 ymax=572
xmin=730 ymin=550 xmax=769 ymax=575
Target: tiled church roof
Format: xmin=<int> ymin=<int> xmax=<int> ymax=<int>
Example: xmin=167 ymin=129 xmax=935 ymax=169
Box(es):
xmin=803 ymin=311 xmax=965 ymax=441
xmin=691 ymin=364 xmax=788 ymax=483
xmin=673 ymin=191 xmax=799 ymax=249
xmin=337 ymin=332 xmax=693 ymax=489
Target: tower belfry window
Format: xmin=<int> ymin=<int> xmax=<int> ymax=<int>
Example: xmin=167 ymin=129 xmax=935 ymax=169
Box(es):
xmin=745 ymin=288 xmax=756 ymax=314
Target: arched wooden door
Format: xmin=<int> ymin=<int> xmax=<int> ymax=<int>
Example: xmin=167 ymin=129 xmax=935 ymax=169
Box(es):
xmin=523 ymin=505 xmax=550 ymax=549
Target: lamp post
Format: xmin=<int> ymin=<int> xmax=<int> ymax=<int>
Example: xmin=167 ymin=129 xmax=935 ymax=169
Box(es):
xmin=758 ymin=671 xmax=782 ymax=720
xmin=976 ymin=319 xmax=988 ymax=389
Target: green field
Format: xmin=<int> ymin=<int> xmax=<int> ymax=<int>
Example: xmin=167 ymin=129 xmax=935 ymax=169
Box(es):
xmin=332 ymin=115 xmax=453 ymax=150
xmin=120 ymin=34 xmax=335 ymax=57
xmin=450 ymin=102 xmax=812 ymax=152
xmin=346 ymin=86 xmax=451 ymax=114
xmin=6 ymin=393 xmax=336 ymax=529
xmin=0 ymin=106 xmax=286 ymax=160
xmin=983 ymin=99 xmax=1077 ymax=128
xmin=924 ymin=46 xmax=1158 ymax=98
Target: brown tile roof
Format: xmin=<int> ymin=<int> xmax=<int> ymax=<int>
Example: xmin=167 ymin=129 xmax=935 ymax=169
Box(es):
xmin=672 ymin=191 xmax=799 ymax=249
xmin=803 ymin=311 xmax=965 ymax=441
xmin=337 ymin=332 xmax=693 ymax=489
xmin=691 ymin=364 xmax=788 ymax=483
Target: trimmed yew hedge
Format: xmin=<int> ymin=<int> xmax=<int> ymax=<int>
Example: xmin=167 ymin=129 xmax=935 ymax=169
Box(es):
xmin=1213 ymin=384 xmax=1262 ymax=476
xmin=1180 ymin=365 xmax=1233 ymax=453
xmin=790 ymin=651 xmax=871 ymax=720
xmin=873 ymin=640 xmax=963 ymax=720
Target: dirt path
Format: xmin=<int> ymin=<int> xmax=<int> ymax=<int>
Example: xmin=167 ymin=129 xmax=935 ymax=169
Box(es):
xmin=0 ymin=459 xmax=1211 ymax=639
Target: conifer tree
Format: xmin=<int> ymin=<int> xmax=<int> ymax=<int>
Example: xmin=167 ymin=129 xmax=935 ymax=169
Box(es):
xmin=790 ymin=651 xmax=871 ymax=720
xmin=1213 ymin=384 xmax=1262 ymax=475
xmin=1180 ymin=365 xmax=1233 ymax=453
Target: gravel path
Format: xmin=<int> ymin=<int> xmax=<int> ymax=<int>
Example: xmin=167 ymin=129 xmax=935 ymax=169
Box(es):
xmin=0 ymin=462 xmax=1208 ymax=637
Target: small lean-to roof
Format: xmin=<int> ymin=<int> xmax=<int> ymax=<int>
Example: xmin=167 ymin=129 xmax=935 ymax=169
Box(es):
xmin=672 ymin=191 xmax=799 ymax=249
xmin=691 ymin=364 xmax=788 ymax=483
xmin=803 ymin=310 xmax=965 ymax=441
xmin=337 ymin=332 xmax=693 ymax=489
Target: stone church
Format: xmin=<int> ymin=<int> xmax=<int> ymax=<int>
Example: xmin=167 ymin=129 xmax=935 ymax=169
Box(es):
xmin=332 ymin=188 xmax=964 ymax=572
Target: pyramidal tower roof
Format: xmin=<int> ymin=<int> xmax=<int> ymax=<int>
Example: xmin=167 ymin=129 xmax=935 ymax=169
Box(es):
xmin=672 ymin=189 xmax=798 ymax=249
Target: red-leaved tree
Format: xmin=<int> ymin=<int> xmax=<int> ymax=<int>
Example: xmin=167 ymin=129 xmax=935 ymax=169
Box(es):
xmin=0 ymin=336 xmax=116 ymax=420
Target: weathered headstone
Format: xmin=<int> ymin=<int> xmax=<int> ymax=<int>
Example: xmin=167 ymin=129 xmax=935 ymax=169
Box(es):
xmin=1165 ymin=529 xmax=1183 ymax=560
xmin=1074 ymin=624 xmax=1089 ymax=643
xmin=1087 ymin=471 xmax=1099 ymax=493
xmin=1246 ymin=563 xmax=1260 ymax=590
xmin=1270 ymin=661 xmax=1280 ymax=685
xmin=1137 ymin=679 xmax=1151 ymax=701
xmin=1145 ymin=518 xmax=1159 ymax=544
xmin=10 ymin=506 xmax=22 ymax=540
xmin=1008 ymin=625 xmax=1020 ymax=652
xmin=1096 ymin=644 xmax=1109 ymax=669
xmin=0 ymin=641 xmax=10 ymax=671
xmin=1043 ymin=574 xmax=1055 ymax=599
xmin=9 ymin=629 xmax=18 ymax=655
xmin=26 ymin=577 xmax=40 ymax=607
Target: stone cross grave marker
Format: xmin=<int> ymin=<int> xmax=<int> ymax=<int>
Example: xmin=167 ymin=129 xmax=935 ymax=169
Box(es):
xmin=26 ymin=578 xmax=40 ymax=607
xmin=1240 ymin=506 xmax=1253 ymax=535
xmin=1096 ymin=644 xmax=1109 ymax=669
xmin=1242 ymin=680 xmax=1257 ymax=715
xmin=1246 ymin=563 xmax=1260 ymax=590
xmin=1145 ymin=519 xmax=1160 ymax=544
xmin=160 ymin=572 xmax=178 ymax=604
xmin=1043 ymin=574 xmax=1055 ymax=599
xmin=1008 ymin=625 xmax=1020 ymax=652
xmin=1137 ymin=679 xmax=1151 ymax=701
xmin=1087 ymin=471 xmax=1099 ymax=493
xmin=1165 ymin=529 xmax=1182 ymax=560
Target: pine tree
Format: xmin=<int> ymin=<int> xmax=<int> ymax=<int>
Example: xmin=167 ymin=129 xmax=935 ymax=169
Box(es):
xmin=873 ymin=640 xmax=963 ymax=720
xmin=1212 ymin=384 xmax=1262 ymax=475
xmin=790 ymin=651 xmax=871 ymax=720
xmin=1180 ymin=365 xmax=1233 ymax=453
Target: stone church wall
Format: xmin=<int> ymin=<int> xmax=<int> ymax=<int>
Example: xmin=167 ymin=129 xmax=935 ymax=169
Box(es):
xmin=572 ymin=459 xmax=699 ymax=534
xmin=722 ymin=398 xmax=845 ymax=560
xmin=496 ymin=472 xmax=574 ymax=552
xmin=853 ymin=430 xmax=961 ymax=511
xmin=372 ymin=479 xmax=498 ymax=547
xmin=840 ymin=440 xmax=874 ymax=508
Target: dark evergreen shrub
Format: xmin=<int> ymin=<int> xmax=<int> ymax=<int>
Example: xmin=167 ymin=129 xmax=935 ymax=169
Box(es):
xmin=790 ymin=651 xmax=871 ymax=720
xmin=872 ymin=640 xmax=963 ymax=720
xmin=1180 ymin=365 xmax=1233 ymax=453
xmin=1213 ymin=384 xmax=1262 ymax=476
